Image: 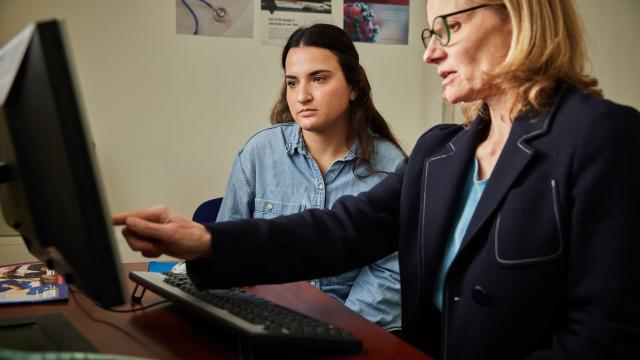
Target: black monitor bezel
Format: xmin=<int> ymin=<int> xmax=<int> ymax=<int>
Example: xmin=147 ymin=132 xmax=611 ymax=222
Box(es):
xmin=0 ymin=20 xmax=126 ymax=307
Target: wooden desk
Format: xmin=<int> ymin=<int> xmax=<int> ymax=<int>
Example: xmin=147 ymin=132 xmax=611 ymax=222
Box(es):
xmin=0 ymin=263 xmax=430 ymax=359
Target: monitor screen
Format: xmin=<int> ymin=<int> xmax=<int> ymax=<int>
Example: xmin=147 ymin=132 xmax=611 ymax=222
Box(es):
xmin=0 ymin=20 xmax=126 ymax=307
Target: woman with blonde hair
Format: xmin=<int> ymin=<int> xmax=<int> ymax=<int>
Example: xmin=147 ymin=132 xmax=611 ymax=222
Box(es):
xmin=116 ymin=0 xmax=640 ymax=358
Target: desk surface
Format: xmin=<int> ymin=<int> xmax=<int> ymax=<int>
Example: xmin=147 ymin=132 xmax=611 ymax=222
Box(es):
xmin=0 ymin=263 xmax=430 ymax=359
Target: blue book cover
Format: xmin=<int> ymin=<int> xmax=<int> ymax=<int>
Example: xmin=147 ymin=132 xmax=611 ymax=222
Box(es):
xmin=0 ymin=261 xmax=68 ymax=304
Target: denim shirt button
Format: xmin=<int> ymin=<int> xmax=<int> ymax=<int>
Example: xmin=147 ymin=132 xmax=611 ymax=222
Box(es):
xmin=266 ymin=202 xmax=273 ymax=210
xmin=319 ymin=183 xmax=324 ymax=189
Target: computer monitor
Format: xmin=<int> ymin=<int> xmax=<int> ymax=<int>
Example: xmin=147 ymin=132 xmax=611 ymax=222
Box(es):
xmin=0 ymin=20 xmax=126 ymax=308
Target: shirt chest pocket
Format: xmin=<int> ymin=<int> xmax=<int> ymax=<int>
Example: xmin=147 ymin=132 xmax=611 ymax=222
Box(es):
xmin=254 ymin=198 xmax=306 ymax=219
xmin=494 ymin=180 xmax=564 ymax=266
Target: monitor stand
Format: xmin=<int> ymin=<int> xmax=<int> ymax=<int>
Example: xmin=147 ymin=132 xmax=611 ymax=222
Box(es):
xmin=0 ymin=313 xmax=95 ymax=351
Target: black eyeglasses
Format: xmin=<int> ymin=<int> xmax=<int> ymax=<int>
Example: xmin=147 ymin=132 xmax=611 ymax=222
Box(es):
xmin=421 ymin=4 xmax=494 ymax=48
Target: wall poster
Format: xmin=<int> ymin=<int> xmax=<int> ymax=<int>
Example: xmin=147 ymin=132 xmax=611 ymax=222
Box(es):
xmin=176 ymin=0 xmax=254 ymax=38
xmin=344 ymin=0 xmax=409 ymax=44
xmin=260 ymin=1 xmax=333 ymax=46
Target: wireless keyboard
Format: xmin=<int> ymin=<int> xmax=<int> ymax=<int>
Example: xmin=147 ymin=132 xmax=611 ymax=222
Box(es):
xmin=129 ymin=271 xmax=363 ymax=354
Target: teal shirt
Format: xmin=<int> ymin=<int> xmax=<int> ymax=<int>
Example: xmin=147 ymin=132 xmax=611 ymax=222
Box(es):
xmin=433 ymin=158 xmax=488 ymax=311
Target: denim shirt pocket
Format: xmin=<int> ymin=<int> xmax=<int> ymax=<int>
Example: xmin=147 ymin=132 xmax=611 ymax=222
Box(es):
xmin=254 ymin=198 xmax=306 ymax=219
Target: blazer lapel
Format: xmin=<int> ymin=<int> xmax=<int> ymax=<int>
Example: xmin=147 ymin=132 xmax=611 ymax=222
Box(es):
xmin=420 ymin=119 xmax=487 ymax=291
xmin=459 ymin=110 xmax=555 ymax=251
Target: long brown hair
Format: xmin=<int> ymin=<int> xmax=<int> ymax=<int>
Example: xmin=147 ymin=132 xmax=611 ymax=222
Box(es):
xmin=270 ymin=23 xmax=406 ymax=175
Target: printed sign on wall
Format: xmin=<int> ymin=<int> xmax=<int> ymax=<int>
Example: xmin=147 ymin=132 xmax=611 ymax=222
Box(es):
xmin=260 ymin=1 xmax=333 ymax=46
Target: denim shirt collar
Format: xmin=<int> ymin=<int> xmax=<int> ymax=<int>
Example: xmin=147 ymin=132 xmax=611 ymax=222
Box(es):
xmin=285 ymin=122 xmax=359 ymax=162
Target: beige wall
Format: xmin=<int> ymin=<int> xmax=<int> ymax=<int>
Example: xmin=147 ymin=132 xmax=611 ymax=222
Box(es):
xmin=579 ymin=0 xmax=640 ymax=109
xmin=0 ymin=0 xmax=638 ymax=264
xmin=0 ymin=0 xmax=435 ymax=263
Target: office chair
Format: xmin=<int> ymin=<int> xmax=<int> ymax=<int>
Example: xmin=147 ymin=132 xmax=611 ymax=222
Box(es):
xmin=192 ymin=197 xmax=223 ymax=223
xmin=158 ymin=197 xmax=223 ymax=274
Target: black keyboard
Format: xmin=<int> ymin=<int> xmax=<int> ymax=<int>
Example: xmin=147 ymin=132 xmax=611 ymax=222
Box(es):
xmin=129 ymin=271 xmax=363 ymax=354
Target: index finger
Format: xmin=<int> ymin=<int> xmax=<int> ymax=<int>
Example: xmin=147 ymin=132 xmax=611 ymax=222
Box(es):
xmin=125 ymin=216 xmax=176 ymax=243
xmin=112 ymin=204 xmax=170 ymax=225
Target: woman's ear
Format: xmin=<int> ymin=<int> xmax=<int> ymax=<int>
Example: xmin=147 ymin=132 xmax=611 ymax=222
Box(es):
xmin=349 ymin=87 xmax=358 ymax=101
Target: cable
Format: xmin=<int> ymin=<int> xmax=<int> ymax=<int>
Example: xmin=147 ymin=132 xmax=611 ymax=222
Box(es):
xmin=181 ymin=0 xmax=200 ymax=35
xmin=70 ymin=287 xmax=169 ymax=313
xmin=70 ymin=288 xmax=167 ymax=358
xmin=180 ymin=0 xmax=228 ymax=35
xmin=197 ymin=0 xmax=214 ymax=10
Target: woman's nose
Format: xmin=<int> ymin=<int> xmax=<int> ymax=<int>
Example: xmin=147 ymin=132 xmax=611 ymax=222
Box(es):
xmin=297 ymin=83 xmax=312 ymax=103
xmin=423 ymin=37 xmax=443 ymax=64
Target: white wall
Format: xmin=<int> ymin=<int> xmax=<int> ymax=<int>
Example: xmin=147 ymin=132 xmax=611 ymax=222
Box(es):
xmin=0 ymin=0 xmax=638 ymax=264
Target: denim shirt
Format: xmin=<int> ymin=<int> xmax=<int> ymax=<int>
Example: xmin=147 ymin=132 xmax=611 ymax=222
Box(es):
xmin=217 ymin=122 xmax=404 ymax=330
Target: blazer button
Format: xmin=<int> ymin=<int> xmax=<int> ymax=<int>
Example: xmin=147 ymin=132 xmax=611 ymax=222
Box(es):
xmin=472 ymin=286 xmax=490 ymax=306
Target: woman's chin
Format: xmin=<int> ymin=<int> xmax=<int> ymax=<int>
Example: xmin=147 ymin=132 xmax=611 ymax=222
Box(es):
xmin=441 ymin=88 xmax=460 ymax=104
xmin=444 ymin=95 xmax=462 ymax=105
xmin=444 ymin=90 xmax=476 ymax=105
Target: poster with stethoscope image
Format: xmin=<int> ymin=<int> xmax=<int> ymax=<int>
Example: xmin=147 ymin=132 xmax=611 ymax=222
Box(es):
xmin=260 ymin=1 xmax=333 ymax=46
xmin=176 ymin=0 xmax=254 ymax=38
xmin=344 ymin=0 xmax=409 ymax=44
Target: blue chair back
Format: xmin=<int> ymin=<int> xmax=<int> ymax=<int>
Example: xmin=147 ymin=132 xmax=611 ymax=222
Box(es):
xmin=192 ymin=197 xmax=223 ymax=223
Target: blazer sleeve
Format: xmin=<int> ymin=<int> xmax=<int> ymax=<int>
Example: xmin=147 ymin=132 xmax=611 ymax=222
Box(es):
xmin=187 ymin=163 xmax=406 ymax=289
xmin=526 ymin=102 xmax=640 ymax=359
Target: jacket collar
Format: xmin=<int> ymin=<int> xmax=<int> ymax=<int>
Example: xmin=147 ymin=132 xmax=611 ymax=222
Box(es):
xmin=285 ymin=122 xmax=358 ymax=161
xmin=419 ymin=119 xmax=487 ymax=294
xmin=459 ymin=83 xmax=569 ymax=252
xmin=420 ymin=84 xmax=570 ymax=288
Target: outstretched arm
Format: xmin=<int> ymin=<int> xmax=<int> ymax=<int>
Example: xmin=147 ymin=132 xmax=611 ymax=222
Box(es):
xmin=186 ymin=166 xmax=405 ymax=289
xmin=113 ymin=205 xmax=212 ymax=260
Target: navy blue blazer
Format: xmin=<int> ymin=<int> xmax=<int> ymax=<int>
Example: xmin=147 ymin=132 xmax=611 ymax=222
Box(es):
xmin=189 ymin=85 xmax=640 ymax=359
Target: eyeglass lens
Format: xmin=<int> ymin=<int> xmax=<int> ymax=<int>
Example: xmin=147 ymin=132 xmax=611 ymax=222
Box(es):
xmin=422 ymin=17 xmax=448 ymax=48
